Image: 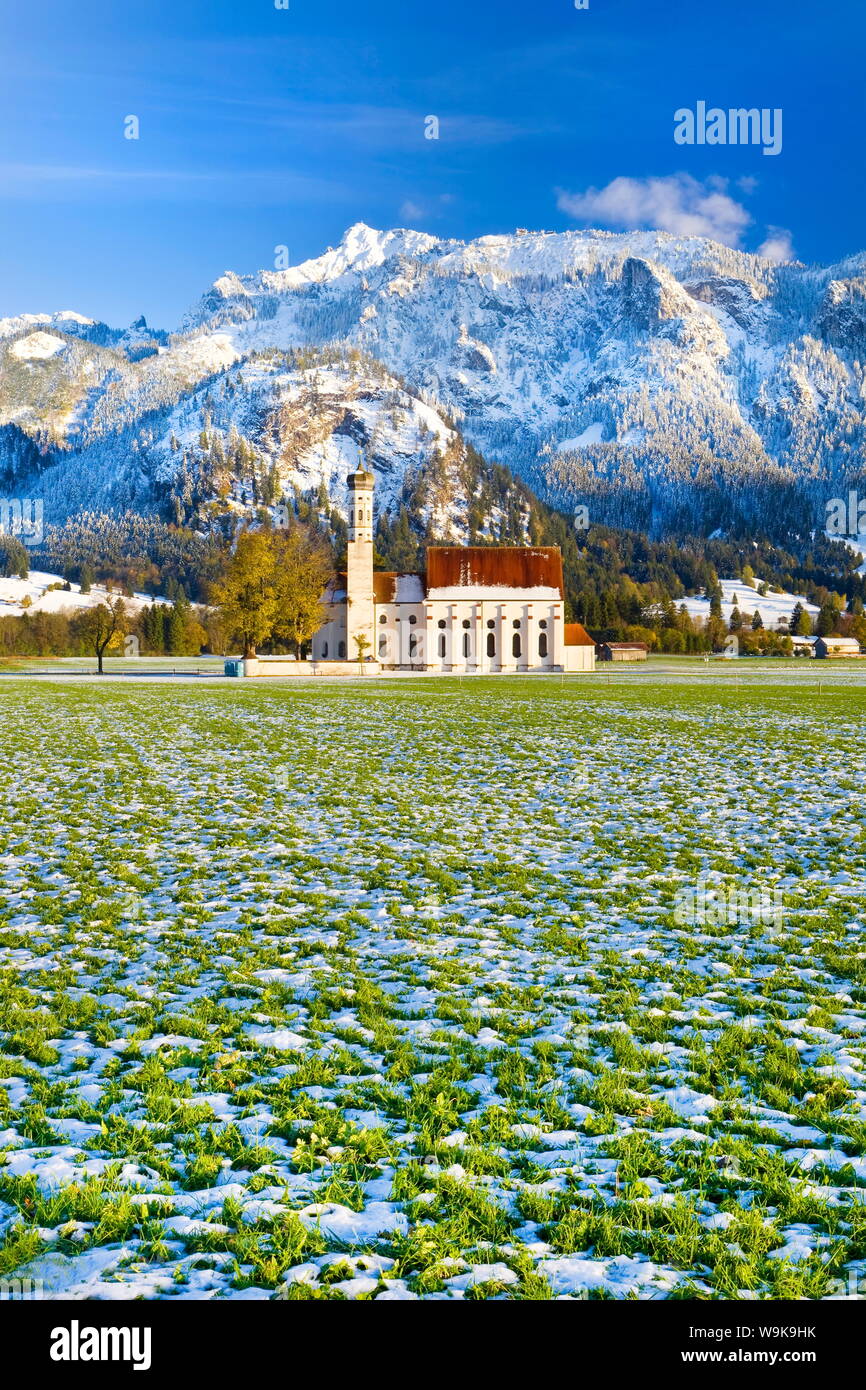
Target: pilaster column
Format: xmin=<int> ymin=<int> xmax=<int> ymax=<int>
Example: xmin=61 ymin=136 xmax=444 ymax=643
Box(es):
xmin=549 ymin=604 xmax=560 ymax=669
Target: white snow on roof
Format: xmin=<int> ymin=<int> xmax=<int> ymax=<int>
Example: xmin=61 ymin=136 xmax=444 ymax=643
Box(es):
xmin=394 ymin=574 xmax=425 ymax=603
xmin=425 ymin=584 xmax=562 ymax=601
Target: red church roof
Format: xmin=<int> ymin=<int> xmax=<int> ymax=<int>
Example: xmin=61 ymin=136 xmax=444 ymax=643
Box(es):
xmin=425 ymin=546 xmax=564 ymax=594
xmin=373 ymin=572 xmax=397 ymax=603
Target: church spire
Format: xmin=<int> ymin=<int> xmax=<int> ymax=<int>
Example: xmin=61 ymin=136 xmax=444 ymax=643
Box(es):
xmin=345 ymin=460 xmax=375 ymax=660
xmin=347 ymin=456 xmax=374 ymax=543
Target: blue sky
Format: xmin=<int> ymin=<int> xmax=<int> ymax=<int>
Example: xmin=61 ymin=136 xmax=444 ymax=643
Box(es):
xmin=0 ymin=0 xmax=862 ymax=327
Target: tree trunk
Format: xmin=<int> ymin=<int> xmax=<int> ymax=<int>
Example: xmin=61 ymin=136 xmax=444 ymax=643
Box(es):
xmin=97 ymin=648 xmax=104 ymax=674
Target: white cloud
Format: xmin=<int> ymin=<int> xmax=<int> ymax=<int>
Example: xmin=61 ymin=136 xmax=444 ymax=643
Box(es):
xmin=398 ymin=193 xmax=455 ymax=225
xmin=556 ymin=174 xmax=752 ymax=247
xmin=757 ymin=226 xmax=795 ymax=263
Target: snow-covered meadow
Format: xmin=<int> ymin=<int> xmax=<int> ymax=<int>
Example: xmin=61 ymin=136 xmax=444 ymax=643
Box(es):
xmin=0 ymin=674 xmax=864 ymax=1300
xmin=679 ymin=579 xmax=819 ymax=630
xmin=0 ymin=571 xmax=166 ymax=620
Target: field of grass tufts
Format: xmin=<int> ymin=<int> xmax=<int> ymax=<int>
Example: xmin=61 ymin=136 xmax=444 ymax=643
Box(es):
xmin=0 ymin=673 xmax=864 ymax=1300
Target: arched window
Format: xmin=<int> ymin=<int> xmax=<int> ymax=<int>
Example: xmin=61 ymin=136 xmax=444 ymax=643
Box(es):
xmin=462 ymin=632 xmax=471 ymax=658
xmin=512 ymin=633 xmax=521 ymax=658
xmin=438 ymin=633 xmax=446 ymax=658
xmin=409 ymin=634 xmax=418 ymax=658
xmin=487 ymin=632 xmax=496 ymax=658
xmin=322 ymin=641 xmax=329 ymax=658
xmin=338 ymin=640 xmax=346 ymax=659
xmin=539 ymin=632 xmax=548 ymax=658
xmin=379 ymin=635 xmax=388 ymax=657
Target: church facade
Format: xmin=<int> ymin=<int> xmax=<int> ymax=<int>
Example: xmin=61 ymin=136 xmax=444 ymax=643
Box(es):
xmin=309 ymin=467 xmax=595 ymax=674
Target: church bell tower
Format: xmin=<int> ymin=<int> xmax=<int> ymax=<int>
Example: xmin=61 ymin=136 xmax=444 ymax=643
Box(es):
xmin=346 ymin=465 xmax=375 ymax=661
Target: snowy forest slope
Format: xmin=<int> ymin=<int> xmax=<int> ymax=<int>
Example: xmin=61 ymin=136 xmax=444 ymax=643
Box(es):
xmin=2 ymin=223 xmax=866 ymax=539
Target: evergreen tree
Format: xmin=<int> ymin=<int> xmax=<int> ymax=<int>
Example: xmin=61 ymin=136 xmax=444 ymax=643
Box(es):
xmin=816 ymin=602 xmax=838 ymax=636
xmin=0 ymin=535 xmax=29 ymax=579
xmin=165 ymin=601 xmax=187 ymax=655
xmin=141 ymin=604 xmax=165 ymax=653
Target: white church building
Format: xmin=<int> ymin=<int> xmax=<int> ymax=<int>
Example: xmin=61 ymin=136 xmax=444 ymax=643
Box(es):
xmin=301 ymin=466 xmax=595 ymax=674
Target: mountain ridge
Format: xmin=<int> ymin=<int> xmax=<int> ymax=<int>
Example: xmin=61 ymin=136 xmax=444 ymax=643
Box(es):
xmin=2 ymin=221 xmax=866 ymax=542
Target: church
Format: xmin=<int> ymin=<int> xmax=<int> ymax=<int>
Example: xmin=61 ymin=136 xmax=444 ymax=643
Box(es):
xmin=308 ymin=466 xmax=595 ymax=674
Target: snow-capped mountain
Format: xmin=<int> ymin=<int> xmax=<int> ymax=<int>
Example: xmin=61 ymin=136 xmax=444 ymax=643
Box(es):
xmin=2 ymin=222 xmax=866 ymax=538
xmin=2 ymin=339 xmax=505 ymax=545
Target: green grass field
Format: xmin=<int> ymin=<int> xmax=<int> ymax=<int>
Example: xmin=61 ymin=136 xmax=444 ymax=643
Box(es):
xmin=0 ymin=671 xmax=864 ymax=1299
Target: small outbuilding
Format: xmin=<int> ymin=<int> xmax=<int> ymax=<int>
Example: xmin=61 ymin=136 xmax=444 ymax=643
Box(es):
xmin=597 ymin=641 xmax=649 ymax=663
xmin=563 ymin=622 xmax=596 ymax=672
xmin=814 ymin=636 xmax=863 ymax=659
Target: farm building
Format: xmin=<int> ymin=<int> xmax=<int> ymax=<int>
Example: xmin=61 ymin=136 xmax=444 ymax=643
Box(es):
xmin=597 ymin=642 xmax=649 ymax=663
xmin=813 ymin=636 xmax=863 ymax=659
